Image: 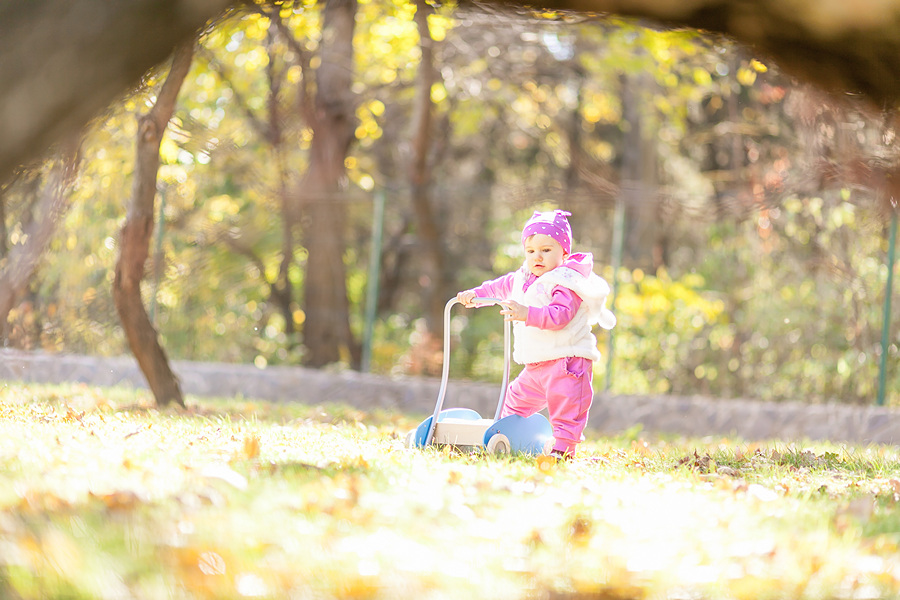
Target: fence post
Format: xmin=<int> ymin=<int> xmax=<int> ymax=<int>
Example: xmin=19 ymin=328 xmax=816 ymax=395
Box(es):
xmin=604 ymin=193 xmax=626 ymax=392
xmin=877 ymin=205 xmax=897 ymax=406
xmin=361 ymin=190 xmax=385 ymax=373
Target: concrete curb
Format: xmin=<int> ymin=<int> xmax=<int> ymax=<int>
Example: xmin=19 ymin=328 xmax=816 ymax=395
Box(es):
xmin=2 ymin=348 xmax=898 ymax=444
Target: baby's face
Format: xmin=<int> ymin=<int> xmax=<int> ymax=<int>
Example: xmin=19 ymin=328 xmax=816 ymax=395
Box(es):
xmin=523 ymin=234 xmax=567 ymax=277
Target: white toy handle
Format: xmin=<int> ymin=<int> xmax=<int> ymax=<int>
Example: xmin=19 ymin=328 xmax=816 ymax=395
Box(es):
xmin=423 ymin=297 xmax=512 ymax=446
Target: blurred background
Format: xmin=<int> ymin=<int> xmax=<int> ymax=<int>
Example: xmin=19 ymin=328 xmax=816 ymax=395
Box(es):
xmin=1 ymin=0 xmax=897 ymax=406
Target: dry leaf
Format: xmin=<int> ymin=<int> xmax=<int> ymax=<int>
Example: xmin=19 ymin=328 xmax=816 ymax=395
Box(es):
xmin=889 ymin=479 xmax=900 ymax=494
xmin=568 ymin=514 xmax=592 ymax=543
xmin=536 ymin=454 xmax=558 ymax=473
xmin=243 ymin=434 xmax=261 ymax=460
xmin=63 ymin=407 xmax=84 ymax=423
xmin=198 ymin=551 xmax=227 ymax=576
xmin=200 ymin=463 xmax=248 ymax=490
xmin=97 ymin=490 xmax=141 ymax=511
xmin=631 ymin=439 xmax=652 ymax=457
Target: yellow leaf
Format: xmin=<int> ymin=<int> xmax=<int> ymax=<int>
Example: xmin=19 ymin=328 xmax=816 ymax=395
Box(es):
xmin=750 ymin=58 xmax=768 ymax=73
xmin=64 ymin=407 xmax=84 ymax=423
xmin=243 ymin=434 xmax=261 ymax=460
xmin=159 ymin=137 xmax=180 ymax=164
xmin=536 ymin=454 xmax=557 ymax=473
xmin=430 ymin=82 xmax=447 ymax=103
xmin=631 ymin=439 xmax=652 ymax=457
xmin=737 ymin=67 xmax=758 ymax=86
xmin=693 ymin=67 xmax=712 ymax=86
xmin=97 ymin=490 xmax=141 ymax=511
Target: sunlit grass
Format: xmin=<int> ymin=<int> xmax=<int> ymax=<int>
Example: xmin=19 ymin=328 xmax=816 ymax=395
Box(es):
xmin=2 ymin=381 xmax=900 ymax=599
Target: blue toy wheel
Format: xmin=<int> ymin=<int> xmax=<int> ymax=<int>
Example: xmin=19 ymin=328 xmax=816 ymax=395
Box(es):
xmin=483 ymin=414 xmax=552 ymax=455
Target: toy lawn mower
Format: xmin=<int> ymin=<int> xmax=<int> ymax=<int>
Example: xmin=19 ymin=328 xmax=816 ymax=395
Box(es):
xmin=405 ymin=297 xmax=553 ymax=455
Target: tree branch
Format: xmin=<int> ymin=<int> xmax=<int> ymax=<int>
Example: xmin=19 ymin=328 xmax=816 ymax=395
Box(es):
xmin=0 ymin=0 xmax=233 ymax=182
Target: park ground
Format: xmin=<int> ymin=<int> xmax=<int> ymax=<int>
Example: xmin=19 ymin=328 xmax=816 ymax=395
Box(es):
xmin=2 ymin=381 xmax=900 ymax=599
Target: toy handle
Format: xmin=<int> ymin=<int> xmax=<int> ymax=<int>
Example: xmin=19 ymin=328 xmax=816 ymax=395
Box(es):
xmin=423 ymin=297 xmax=513 ymax=446
xmin=470 ymin=296 xmax=512 ymax=309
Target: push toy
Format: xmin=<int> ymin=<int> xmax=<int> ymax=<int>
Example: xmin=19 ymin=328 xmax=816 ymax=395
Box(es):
xmin=405 ymin=297 xmax=553 ymax=454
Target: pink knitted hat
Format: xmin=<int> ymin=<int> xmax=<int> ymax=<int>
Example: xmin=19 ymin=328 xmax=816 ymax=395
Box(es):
xmin=521 ymin=210 xmax=572 ymax=254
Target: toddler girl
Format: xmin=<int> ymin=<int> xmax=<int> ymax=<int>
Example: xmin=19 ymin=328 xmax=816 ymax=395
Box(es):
xmin=457 ymin=210 xmax=616 ymax=458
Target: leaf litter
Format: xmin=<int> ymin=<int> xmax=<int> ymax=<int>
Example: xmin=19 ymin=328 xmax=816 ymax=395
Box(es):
xmin=2 ymin=382 xmax=900 ymax=599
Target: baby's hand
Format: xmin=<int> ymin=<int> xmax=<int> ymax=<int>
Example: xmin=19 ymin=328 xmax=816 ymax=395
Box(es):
xmin=500 ymin=300 xmax=528 ymax=322
xmin=456 ymin=290 xmax=477 ymax=308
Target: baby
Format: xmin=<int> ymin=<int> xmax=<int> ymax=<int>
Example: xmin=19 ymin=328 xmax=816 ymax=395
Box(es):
xmin=457 ymin=210 xmax=616 ymax=458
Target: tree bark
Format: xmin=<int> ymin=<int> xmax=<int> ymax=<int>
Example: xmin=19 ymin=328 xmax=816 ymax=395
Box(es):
xmin=0 ymin=154 xmax=79 ymax=343
xmin=299 ymin=0 xmax=360 ymax=368
xmin=113 ymin=43 xmax=194 ymax=408
xmin=0 ymin=0 xmax=232 ymax=183
xmin=618 ymin=73 xmax=661 ymax=271
xmin=409 ymin=0 xmax=447 ymax=342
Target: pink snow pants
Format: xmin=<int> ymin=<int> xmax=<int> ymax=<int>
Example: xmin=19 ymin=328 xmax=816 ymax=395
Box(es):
xmin=500 ymin=356 xmax=593 ymax=456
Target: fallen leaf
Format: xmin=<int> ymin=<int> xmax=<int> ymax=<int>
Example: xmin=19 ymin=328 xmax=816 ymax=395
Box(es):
xmin=536 ymin=454 xmax=557 ymax=473
xmin=95 ymin=490 xmax=141 ymax=511
xmin=717 ymin=466 xmax=739 ymax=477
xmin=631 ymin=439 xmax=652 ymax=457
xmin=243 ymin=434 xmax=261 ymax=460
xmin=569 ymin=514 xmax=592 ymax=543
xmin=198 ymin=551 xmax=227 ymax=576
xmin=200 ymin=463 xmax=248 ymax=490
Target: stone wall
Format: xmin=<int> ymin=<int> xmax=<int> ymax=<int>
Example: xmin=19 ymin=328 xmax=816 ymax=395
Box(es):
xmin=2 ymin=348 xmax=899 ymax=444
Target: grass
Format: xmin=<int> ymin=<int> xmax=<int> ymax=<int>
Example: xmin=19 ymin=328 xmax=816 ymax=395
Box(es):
xmin=2 ymin=381 xmax=900 ymax=599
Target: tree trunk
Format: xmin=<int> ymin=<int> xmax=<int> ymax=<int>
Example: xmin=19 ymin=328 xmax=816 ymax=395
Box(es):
xmin=113 ymin=43 xmax=193 ymax=408
xmin=299 ymin=0 xmax=360 ymax=368
xmin=619 ymin=73 xmax=661 ymax=271
xmin=0 ymin=155 xmax=79 ymax=343
xmin=0 ymin=182 xmax=8 ymax=260
xmin=409 ymin=0 xmax=447 ymax=342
